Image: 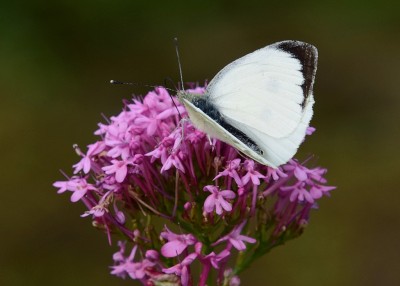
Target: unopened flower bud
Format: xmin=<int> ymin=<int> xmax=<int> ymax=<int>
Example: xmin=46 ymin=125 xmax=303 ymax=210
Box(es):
xmin=145 ymin=250 xmax=159 ymax=261
xmin=184 ymin=202 xmax=192 ymax=211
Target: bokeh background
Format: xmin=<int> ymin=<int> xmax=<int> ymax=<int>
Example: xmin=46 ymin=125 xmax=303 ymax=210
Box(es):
xmin=1 ymin=1 xmax=400 ymax=285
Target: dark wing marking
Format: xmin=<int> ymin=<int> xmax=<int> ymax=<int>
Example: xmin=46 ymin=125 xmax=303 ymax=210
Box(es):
xmin=274 ymin=41 xmax=318 ymax=105
xmin=191 ymin=97 xmax=263 ymax=155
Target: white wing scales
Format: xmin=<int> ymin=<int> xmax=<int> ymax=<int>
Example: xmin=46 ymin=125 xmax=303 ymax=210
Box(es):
xmin=181 ymin=97 xmax=278 ymax=167
xmin=239 ymin=94 xmax=314 ymax=167
xmin=207 ymin=44 xmax=306 ymax=139
xmin=204 ymin=40 xmax=318 ymax=167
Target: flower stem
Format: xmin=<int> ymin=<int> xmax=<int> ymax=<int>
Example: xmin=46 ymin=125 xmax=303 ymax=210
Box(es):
xmin=199 ymin=262 xmax=211 ymax=286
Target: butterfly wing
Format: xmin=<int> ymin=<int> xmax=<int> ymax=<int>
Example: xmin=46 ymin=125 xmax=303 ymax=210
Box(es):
xmin=181 ymin=96 xmax=277 ymax=166
xmin=240 ymin=93 xmax=314 ymax=167
xmin=205 ymin=40 xmax=318 ymax=167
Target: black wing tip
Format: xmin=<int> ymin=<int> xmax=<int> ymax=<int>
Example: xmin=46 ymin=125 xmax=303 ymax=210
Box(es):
xmin=274 ymin=40 xmax=318 ymax=64
xmin=274 ymin=40 xmax=318 ymax=52
xmin=272 ymin=40 xmax=318 ymax=100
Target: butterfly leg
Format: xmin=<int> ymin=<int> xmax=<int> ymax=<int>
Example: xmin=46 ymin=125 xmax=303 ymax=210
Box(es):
xmin=206 ymin=135 xmax=216 ymax=152
xmin=171 ymin=118 xmax=190 ymax=154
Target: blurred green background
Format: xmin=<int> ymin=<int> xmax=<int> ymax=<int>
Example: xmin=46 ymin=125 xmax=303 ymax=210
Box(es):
xmin=1 ymin=0 xmax=400 ymax=285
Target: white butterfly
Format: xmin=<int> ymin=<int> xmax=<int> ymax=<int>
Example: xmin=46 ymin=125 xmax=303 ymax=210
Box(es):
xmin=177 ymin=40 xmax=318 ymax=168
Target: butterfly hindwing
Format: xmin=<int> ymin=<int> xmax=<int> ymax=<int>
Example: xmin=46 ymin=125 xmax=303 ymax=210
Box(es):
xmin=181 ymin=97 xmax=275 ymax=166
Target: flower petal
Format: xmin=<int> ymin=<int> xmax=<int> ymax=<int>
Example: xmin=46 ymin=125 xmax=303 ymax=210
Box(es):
xmin=115 ymin=164 xmax=128 ymax=182
xmin=220 ymin=190 xmax=236 ymax=199
xmin=204 ymin=195 xmax=216 ymax=213
xmin=161 ymin=240 xmax=188 ymax=258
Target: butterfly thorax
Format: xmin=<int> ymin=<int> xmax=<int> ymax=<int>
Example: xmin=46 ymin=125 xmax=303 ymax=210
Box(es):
xmin=183 ymin=93 xmax=222 ymax=122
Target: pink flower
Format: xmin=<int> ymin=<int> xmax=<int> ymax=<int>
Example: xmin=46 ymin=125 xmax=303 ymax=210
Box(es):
xmin=265 ymin=166 xmax=287 ymax=181
xmin=53 ymin=177 xmax=97 ymax=202
xmin=55 ymin=84 xmax=334 ymax=286
xmin=104 ymin=121 xmax=133 ymax=160
xmin=280 ymin=160 xmax=335 ymax=203
xmin=81 ymin=205 xmax=107 ymax=217
xmin=111 ymin=243 xmax=155 ymax=280
xmin=281 ymin=181 xmax=315 ymax=203
xmin=162 ymin=253 xmax=198 ymax=286
xmin=204 ymin=249 xmax=230 ymax=269
xmin=134 ymin=114 xmax=161 ymax=136
xmin=241 ymin=160 xmax=265 ymax=185
xmin=212 ymin=221 xmax=256 ymax=251
xmin=306 ymin=126 xmax=316 ymax=135
xmin=203 ymin=185 xmax=236 ymax=215
xmin=214 ymin=159 xmax=242 ymax=185
xmin=224 ymin=269 xmax=241 ymax=286
xmin=73 ymin=141 xmax=106 ymax=174
xmin=102 ymin=159 xmax=134 ymax=183
xmin=185 ymin=125 xmax=206 ymax=144
xmin=161 ymin=151 xmax=185 ymax=173
xmin=160 ymin=226 xmax=197 ymax=258
xmin=53 ymin=179 xmax=70 ymax=194
xmin=310 ymin=185 xmax=335 ymax=199
xmin=113 ymin=201 xmax=126 ymax=224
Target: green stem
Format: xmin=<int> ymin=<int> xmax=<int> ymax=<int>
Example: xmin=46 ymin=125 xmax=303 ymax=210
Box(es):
xmin=174 ymin=216 xmax=211 ymax=246
xmin=233 ymin=237 xmax=283 ymax=275
xmin=234 ymin=223 xmax=303 ymax=275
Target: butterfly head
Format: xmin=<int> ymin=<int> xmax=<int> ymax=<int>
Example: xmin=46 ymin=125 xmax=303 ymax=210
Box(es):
xmin=176 ymin=90 xmax=198 ymax=103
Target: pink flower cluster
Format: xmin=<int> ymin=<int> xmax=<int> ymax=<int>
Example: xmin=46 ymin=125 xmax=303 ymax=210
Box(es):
xmin=54 ymin=86 xmax=334 ymax=286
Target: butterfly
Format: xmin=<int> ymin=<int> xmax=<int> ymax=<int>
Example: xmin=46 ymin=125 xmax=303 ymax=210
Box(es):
xmin=177 ymin=40 xmax=318 ymax=168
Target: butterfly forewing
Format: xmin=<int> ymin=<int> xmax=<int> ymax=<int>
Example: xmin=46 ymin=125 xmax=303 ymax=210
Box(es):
xmin=182 ymin=40 xmax=318 ymax=168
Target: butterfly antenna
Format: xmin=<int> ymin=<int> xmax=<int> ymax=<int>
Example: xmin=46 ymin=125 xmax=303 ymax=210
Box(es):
xmin=163 ymin=77 xmax=183 ymax=120
xmin=164 ymin=76 xmax=179 ymax=91
xmin=110 ymin=80 xmax=175 ymax=93
xmin=174 ymin=37 xmax=185 ymax=91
